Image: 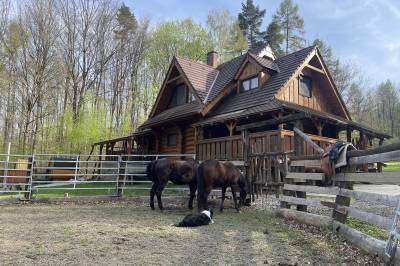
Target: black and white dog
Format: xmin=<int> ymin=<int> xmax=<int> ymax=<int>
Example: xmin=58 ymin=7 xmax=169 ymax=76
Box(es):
xmin=174 ymin=210 xmax=214 ymax=227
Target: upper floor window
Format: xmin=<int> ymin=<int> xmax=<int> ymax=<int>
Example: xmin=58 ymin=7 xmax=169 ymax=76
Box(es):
xmin=300 ymin=75 xmax=312 ymax=98
xmin=169 ymin=84 xmax=195 ymax=108
xmin=241 ymin=75 xmax=259 ymax=92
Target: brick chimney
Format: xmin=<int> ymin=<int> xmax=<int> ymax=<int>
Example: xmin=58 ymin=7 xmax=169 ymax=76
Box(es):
xmin=207 ymin=51 xmax=218 ymax=67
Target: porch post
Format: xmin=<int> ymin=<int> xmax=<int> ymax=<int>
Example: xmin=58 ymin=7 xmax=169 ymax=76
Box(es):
xmin=225 ymin=121 xmax=237 ymax=136
xmin=241 ymin=129 xmax=252 ymax=201
xmin=346 ymin=127 xmax=352 ymax=143
xmin=377 ymin=138 xmax=384 ymax=172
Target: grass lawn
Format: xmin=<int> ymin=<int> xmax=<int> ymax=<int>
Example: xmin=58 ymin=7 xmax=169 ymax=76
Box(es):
xmin=346 ymin=217 xmax=389 ymax=241
xmin=0 ymin=181 xmax=185 ymax=200
xmin=383 ymin=161 xmax=400 ymax=172
xmin=0 ymin=200 xmax=382 ymax=266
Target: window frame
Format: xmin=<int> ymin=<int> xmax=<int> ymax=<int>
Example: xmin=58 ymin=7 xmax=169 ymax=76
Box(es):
xmin=299 ymin=75 xmax=312 ymax=98
xmin=240 ymin=75 xmax=259 ymax=92
xmin=168 ymin=84 xmax=187 ymax=108
xmin=166 ymin=133 xmax=177 ymax=147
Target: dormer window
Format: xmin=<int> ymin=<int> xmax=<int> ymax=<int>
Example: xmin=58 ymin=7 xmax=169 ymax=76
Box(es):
xmin=300 ymin=75 xmax=312 ymax=98
xmin=241 ymin=75 xmax=259 ymax=92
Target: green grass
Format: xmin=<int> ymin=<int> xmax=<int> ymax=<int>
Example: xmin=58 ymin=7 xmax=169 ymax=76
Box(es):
xmin=383 ymin=161 xmax=400 ymax=172
xmin=0 ymin=181 xmax=185 ymax=199
xmin=346 ymin=217 xmax=389 ymax=241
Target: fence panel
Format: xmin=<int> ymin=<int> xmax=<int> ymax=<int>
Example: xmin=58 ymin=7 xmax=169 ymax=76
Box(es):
xmin=0 ymin=153 xmax=196 ymax=199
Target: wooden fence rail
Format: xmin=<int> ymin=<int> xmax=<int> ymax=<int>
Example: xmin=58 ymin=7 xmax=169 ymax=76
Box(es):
xmin=277 ymin=142 xmax=400 ymax=264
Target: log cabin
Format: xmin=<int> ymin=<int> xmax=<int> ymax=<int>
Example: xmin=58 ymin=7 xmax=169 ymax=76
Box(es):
xmin=92 ymin=44 xmax=390 ymax=160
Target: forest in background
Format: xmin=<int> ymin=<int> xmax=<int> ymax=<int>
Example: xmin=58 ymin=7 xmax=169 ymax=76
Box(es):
xmin=0 ymin=0 xmax=398 ymax=154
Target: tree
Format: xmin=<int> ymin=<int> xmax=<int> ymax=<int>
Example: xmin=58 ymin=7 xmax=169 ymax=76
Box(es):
xmin=312 ymin=38 xmax=334 ymax=67
xmin=207 ymin=9 xmax=247 ymax=62
xmin=274 ymin=0 xmax=305 ymax=54
xmin=265 ymin=15 xmax=284 ymax=57
xmin=228 ymin=21 xmax=248 ymax=57
xmin=148 ymin=18 xmax=212 ymax=84
xmin=375 ymin=80 xmax=399 ymax=136
xmin=238 ymin=0 xmax=266 ymax=49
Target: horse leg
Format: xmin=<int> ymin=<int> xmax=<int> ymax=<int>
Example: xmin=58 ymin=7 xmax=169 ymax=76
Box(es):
xmin=231 ymin=186 xmax=239 ymax=212
xmin=150 ymin=182 xmax=157 ymax=210
xmin=198 ymin=189 xmax=210 ymax=212
xmin=188 ymin=182 xmax=196 ymax=210
xmin=156 ymin=180 xmax=168 ymax=211
xmin=219 ymin=186 xmax=226 ymax=212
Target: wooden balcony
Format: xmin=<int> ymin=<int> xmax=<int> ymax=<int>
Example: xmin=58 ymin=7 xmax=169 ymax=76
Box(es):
xmin=196 ymin=129 xmax=337 ymax=161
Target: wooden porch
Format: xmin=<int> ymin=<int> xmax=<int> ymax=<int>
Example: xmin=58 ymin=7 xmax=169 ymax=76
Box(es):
xmin=195 ymin=129 xmax=336 ymax=161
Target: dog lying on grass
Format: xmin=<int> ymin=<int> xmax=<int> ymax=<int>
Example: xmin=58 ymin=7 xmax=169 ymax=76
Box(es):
xmin=174 ymin=210 xmax=214 ymax=227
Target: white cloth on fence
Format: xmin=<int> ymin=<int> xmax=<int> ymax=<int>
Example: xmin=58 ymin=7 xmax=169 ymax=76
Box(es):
xmin=335 ymin=143 xmax=356 ymax=168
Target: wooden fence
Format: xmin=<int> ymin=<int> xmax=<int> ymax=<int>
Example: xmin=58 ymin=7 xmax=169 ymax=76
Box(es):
xmin=277 ymin=142 xmax=400 ymax=264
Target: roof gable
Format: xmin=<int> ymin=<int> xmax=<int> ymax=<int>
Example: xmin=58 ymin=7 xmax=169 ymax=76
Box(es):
xmin=274 ymin=47 xmax=350 ymax=119
xmin=149 ymin=57 xmax=207 ymax=118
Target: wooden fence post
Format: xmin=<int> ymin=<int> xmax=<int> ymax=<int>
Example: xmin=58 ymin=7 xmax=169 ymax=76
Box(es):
xmin=332 ymin=167 xmax=353 ymax=223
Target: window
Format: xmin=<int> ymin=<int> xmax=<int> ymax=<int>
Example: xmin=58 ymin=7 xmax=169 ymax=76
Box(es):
xmin=241 ymin=75 xmax=259 ymax=92
xmin=299 ymin=75 xmax=312 ymax=97
xmin=167 ymin=134 xmax=177 ymax=146
xmin=168 ymin=84 xmax=196 ymax=108
xmin=168 ymin=84 xmax=187 ymax=108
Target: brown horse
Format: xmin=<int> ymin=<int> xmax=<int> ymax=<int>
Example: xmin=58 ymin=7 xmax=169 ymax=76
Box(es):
xmin=147 ymin=158 xmax=198 ymax=210
xmin=196 ymin=160 xmax=248 ymax=212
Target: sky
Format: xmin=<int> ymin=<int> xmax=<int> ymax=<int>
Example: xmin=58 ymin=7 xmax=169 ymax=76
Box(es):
xmin=126 ymin=0 xmax=400 ymax=86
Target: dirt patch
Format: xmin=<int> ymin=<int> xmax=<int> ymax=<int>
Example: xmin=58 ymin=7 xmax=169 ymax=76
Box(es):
xmin=0 ymin=198 xmax=384 ymax=265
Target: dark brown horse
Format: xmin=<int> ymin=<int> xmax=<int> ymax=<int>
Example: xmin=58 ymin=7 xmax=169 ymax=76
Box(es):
xmin=196 ymin=160 xmax=248 ymax=212
xmin=147 ymin=158 xmax=198 ymax=210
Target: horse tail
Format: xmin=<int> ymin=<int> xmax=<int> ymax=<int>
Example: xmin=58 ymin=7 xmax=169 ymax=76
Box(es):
xmin=196 ymin=162 xmax=205 ymax=204
xmin=146 ymin=160 xmax=156 ymax=182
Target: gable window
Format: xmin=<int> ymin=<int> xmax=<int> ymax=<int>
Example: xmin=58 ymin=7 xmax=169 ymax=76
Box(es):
xmin=168 ymin=84 xmax=196 ymax=108
xmin=241 ymin=75 xmax=259 ymax=92
xmin=299 ymin=75 xmax=312 ymax=97
xmin=167 ymin=134 xmax=177 ymax=146
xmin=169 ymin=84 xmax=187 ymax=108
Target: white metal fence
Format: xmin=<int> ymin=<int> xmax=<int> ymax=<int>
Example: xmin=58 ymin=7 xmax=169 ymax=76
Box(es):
xmin=0 ymin=153 xmax=196 ymax=199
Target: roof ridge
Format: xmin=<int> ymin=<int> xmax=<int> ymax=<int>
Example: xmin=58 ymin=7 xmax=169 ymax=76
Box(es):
xmin=175 ymin=56 xmax=217 ymax=69
xmin=276 ymin=45 xmax=317 ymax=61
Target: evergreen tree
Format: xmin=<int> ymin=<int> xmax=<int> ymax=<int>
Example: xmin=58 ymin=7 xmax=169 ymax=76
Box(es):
xmin=312 ymin=38 xmax=334 ymax=67
xmin=274 ymin=0 xmax=305 ymax=54
xmin=115 ymin=4 xmax=137 ymax=39
xmin=265 ymin=15 xmax=284 ymax=57
xmin=238 ymin=0 xmax=266 ymax=49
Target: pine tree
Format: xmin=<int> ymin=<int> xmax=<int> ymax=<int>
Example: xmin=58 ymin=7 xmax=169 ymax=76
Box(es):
xmin=265 ymin=15 xmax=284 ymax=57
xmin=238 ymin=0 xmax=266 ymax=49
xmin=115 ymin=4 xmax=137 ymax=39
xmin=274 ymin=0 xmax=305 ymax=54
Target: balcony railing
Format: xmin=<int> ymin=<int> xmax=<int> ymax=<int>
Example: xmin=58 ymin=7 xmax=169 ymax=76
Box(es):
xmin=196 ymin=129 xmax=337 ymax=161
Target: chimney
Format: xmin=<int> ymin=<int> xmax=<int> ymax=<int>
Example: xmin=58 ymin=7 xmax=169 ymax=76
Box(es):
xmin=207 ymin=51 xmax=218 ymax=67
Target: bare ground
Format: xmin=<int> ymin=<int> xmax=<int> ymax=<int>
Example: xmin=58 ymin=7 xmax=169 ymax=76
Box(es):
xmin=0 ymin=198 xmax=385 ymax=266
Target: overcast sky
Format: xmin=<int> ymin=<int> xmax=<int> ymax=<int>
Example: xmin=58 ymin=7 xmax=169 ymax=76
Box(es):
xmin=126 ymin=0 xmax=400 ymax=86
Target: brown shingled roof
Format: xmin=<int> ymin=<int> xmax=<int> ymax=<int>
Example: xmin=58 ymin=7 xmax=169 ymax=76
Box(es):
xmin=175 ymin=57 xmax=219 ymax=102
